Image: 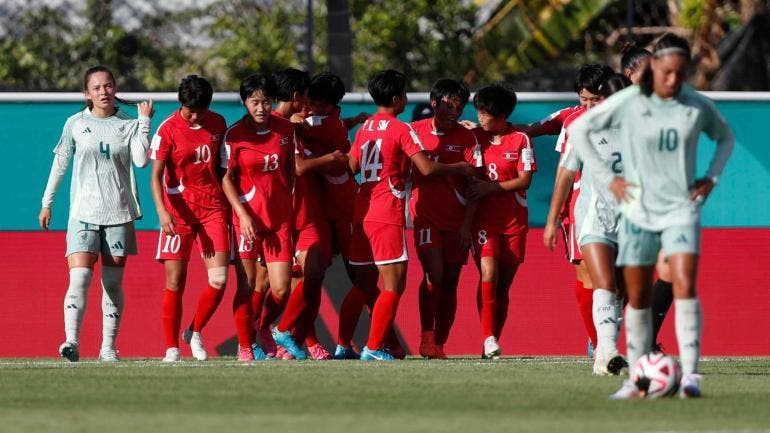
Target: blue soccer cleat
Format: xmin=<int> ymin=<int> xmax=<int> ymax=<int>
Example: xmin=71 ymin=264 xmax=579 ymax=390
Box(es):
xmin=333 ymin=345 xmax=360 ymax=360
xmin=251 ymin=342 xmax=274 ymax=361
xmin=360 ymin=346 xmax=395 ymax=361
xmin=271 ymin=328 xmax=307 ymax=360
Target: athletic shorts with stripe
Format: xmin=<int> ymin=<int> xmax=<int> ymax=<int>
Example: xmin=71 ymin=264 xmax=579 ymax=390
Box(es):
xmin=231 ymin=222 xmax=293 ymax=263
xmin=413 ymin=218 xmax=468 ymax=265
xmin=348 ymin=221 xmax=408 ymax=266
xmin=155 ymin=210 xmax=229 ymax=261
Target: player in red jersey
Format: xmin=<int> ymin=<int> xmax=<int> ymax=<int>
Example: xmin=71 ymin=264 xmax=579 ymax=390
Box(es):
xmin=465 ymin=84 xmax=536 ymax=359
xmin=221 ymin=74 xmax=297 ymax=361
xmin=149 ymin=75 xmax=229 ymax=362
xmin=344 ymin=70 xmax=475 ymax=361
xmin=410 ymin=79 xmax=481 ymax=359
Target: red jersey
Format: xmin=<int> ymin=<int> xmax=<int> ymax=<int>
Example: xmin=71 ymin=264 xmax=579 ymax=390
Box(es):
xmin=474 ymin=126 xmax=536 ymax=235
xmin=409 ymin=118 xmax=481 ymax=230
xmin=556 ymin=107 xmax=586 ymax=224
xmin=222 ymin=114 xmax=296 ymax=231
xmin=349 ymin=113 xmax=424 ymax=225
xmin=149 ymin=110 xmax=228 ymax=221
xmin=299 ymin=112 xmax=357 ymax=222
xmin=535 ymin=105 xmax=582 ymax=136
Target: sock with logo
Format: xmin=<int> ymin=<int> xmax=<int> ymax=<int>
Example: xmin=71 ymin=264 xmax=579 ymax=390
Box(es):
xmin=100 ymin=266 xmax=125 ymax=350
xmin=592 ymin=288 xmax=619 ymax=354
xmin=63 ymin=267 xmax=93 ymax=343
xmin=625 ymin=306 xmax=652 ymax=377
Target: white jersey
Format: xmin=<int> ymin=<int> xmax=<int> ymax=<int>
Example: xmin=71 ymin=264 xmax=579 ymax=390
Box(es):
xmin=568 ymin=85 xmax=734 ymax=232
xmin=42 ymin=107 xmax=151 ymax=225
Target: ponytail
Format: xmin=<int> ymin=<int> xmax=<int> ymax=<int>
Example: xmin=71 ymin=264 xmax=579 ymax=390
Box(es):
xmin=82 ymin=65 xmax=136 ymax=110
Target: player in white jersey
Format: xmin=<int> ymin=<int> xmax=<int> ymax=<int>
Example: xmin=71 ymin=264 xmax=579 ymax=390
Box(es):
xmin=39 ymin=66 xmax=154 ymax=362
xmin=568 ymin=35 xmax=735 ymax=399
xmin=545 ymin=74 xmax=630 ymax=376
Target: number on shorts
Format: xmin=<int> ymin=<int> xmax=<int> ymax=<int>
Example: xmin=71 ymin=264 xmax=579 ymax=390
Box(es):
xmin=487 ymin=163 xmax=498 ymax=181
xmin=360 ymin=139 xmax=383 ymax=183
xmin=477 ymin=229 xmax=488 ymax=245
xmin=194 ymin=144 xmax=211 ymax=164
xmin=262 ymin=154 xmax=279 ymax=172
xmin=418 ymin=227 xmax=432 ymax=246
xmin=162 ymin=234 xmax=181 ymax=254
xmin=239 ymin=235 xmax=254 ymax=252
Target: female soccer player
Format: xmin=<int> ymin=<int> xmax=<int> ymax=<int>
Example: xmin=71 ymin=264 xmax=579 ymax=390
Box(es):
xmin=466 ymin=84 xmax=536 ymax=359
xmin=221 ymin=73 xmax=298 ymax=362
xmin=543 ymin=74 xmax=630 ymax=375
xmin=410 ymin=78 xmax=481 ymax=359
xmin=568 ymin=34 xmax=735 ymax=399
xmin=39 ymin=65 xmax=154 ymax=362
xmin=149 ymin=75 xmax=229 ymax=362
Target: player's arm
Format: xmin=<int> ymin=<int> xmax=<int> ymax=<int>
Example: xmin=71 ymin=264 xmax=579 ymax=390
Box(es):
xmin=410 ymin=151 xmax=476 ymax=178
xmin=693 ymin=98 xmax=735 ymax=202
xmin=295 ymin=151 xmax=348 ymax=176
xmin=150 ymin=159 xmax=176 ymax=236
xmin=221 ymin=167 xmax=257 ymax=242
xmin=466 ymin=171 xmax=533 ymax=202
xmin=128 ymin=100 xmax=154 ymax=168
xmin=543 ymin=165 xmax=576 ymax=251
xmin=343 ymin=112 xmax=369 ymax=130
xmin=39 ymin=120 xmax=76 ymax=231
xmin=459 ymin=199 xmax=479 ymax=251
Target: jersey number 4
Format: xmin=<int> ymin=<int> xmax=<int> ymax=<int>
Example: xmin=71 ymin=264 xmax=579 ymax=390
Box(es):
xmin=360 ymin=139 xmax=383 ymax=183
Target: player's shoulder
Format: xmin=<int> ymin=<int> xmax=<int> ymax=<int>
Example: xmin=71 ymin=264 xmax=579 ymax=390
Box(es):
xmin=562 ymin=106 xmax=588 ymax=128
xmin=224 ymin=116 xmax=248 ymax=141
xmin=502 ymin=128 xmax=532 ymax=147
xmin=204 ymin=111 xmax=228 ymax=128
xmin=270 ymin=114 xmax=295 ymax=134
xmin=409 ymin=118 xmax=433 ymax=133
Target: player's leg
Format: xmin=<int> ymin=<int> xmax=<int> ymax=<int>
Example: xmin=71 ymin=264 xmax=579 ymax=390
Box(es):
xmin=475 ymin=230 xmax=501 ymax=359
xmin=415 ymin=221 xmax=444 ymax=358
xmin=160 ymin=258 xmax=187 ymax=362
xmin=433 ymin=262 xmax=461 ymax=359
xmin=651 ymin=251 xmax=673 ymax=350
xmin=574 ymin=261 xmax=597 ymax=357
xmin=493 ymin=234 xmax=526 ymax=343
xmin=61 ymin=249 xmax=98 ymax=362
xmin=362 ymin=261 xmax=407 ymax=360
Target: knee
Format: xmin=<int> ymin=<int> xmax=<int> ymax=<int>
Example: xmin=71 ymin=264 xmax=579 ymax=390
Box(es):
xmin=101 ymin=266 xmax=125 ymax=291
xmin=208 ymin=266 xmax=228 ymax=290
xmin=68 ymin=267 xmax=94 ymax=290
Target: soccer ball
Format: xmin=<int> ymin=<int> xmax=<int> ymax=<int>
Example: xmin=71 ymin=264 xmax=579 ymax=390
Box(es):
xmin=632 ymin=352 xmax=682 ymax=399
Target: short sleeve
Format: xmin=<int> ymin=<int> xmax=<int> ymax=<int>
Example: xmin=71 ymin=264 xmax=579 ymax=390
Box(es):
xmin=149 ymin=122 xmax=173 ymax=161
xmin=402 ymin=123 xmax=425 ymax=157
xmin=53 ymin=117 xmax=76 ymax=159
xmin=349 ymin=129 xmax=363 ymax=163
xmin=463 ymin=130 xmax=483 ymax=168
xmin=517 ymin=134 xmax=536 ymax=172
xmin=222 ymin=131 xmax=234 ymax=170
xmin=559 ymin=142 xmax=580 ymax=172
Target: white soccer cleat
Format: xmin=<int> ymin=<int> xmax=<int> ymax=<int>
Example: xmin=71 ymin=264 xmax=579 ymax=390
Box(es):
xmin=59 ymin=341 xmax=80 ymax=362
xmin=593 ymin=350 xmax=627 ymax=376
xmin=162 ymin=347 xmax=181 ymax=363
xmin=679 ymin=373 xmax=702 ymax=399
xmin=98 ymin=346 xmax=120 ymax=362
xmin=609 ymin=379 xmax=642 ymax=400
xmin=188 ymin=331 xmax=208 ymax=361
xmin=483 ymin=336 xmax=501 ymax=359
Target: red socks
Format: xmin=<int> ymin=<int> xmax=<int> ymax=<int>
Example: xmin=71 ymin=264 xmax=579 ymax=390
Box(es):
xmin=479 ymin=281 xmax=496 ymax=338
xmin=278 ymin=280 xmax=306 ymax=332
xmin=434 ymin=287 xmax=457 ymax=345
xmin=192 ymin=284 xmax=225 ymax=332
xmin=337 ymin=285 xmax=367 ymax=346
xmin=494 ymin=285 xmax=510 ymax=340
xmin=251 ymin=290 xmax=266 ymax=325
xmin=161 ymin=288 xmax=184 ymax=349
xmin=574 ymin=280 xmax=597 ymax=347
xmin=366 ymin=290 xmax=402 ymax=350
xmin=418 ymin=279 xmax=437 ymax=332
xmin=259 ymin=291 xmax=287 ymax=331
xmin=232 ymin=289 xmax=253 ymax=348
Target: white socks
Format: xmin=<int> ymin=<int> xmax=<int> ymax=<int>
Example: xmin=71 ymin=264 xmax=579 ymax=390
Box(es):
xmin=64 ymin=267 xmax=93 ymax=343
xmin=101 ymin=266 xmax=125 ymax=350
xmin=592 ymin=289 xmax=619 ymax=354
xmin=675 ymin=298 xmax=702 ymax=376
xmin=625 ymin=306 xmax=652 ymax=376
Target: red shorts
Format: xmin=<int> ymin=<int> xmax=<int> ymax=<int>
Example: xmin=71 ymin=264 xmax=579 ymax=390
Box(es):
xmin=231 ymin=223 xmax=293 ymax=263
xmin=294 ymin=223 xmax=332 ymax=261
xmin=413 ymin=219 xmax=468 ymax=265
xmin=473 ymin=228 xmax=526 ymax=266
xmin=349 ymin=221 xmax=407 ymax=266
xmin=561 ymin=219 xmax=582 ymax=262
xmin=329 ymin=218 xmax=352 ymax=259
xmin=155 ymin=211 xmax=229 ymax=261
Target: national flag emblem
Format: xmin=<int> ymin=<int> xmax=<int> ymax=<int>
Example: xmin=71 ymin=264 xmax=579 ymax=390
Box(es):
xmin=503 ymin=152 xmax=518 ymax=160
xmin=445 ymin=144 xmax=460 ymax=152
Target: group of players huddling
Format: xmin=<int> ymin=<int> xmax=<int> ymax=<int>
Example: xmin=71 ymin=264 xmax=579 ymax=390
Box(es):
xmin=40 ymin=33 xmax=734 ymax=400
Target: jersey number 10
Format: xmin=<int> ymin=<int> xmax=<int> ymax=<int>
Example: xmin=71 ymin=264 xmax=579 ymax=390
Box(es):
xmin=658 ymin=128 xmax=679 ymax=152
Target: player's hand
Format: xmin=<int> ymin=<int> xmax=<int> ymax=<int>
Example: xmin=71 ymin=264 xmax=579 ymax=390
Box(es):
xmin=609 ymin=176 xmax=635 ymax=203
xmin=466 ymin=177 xmax=496 ymax=201
xmin=459 ymin=120 xmax=477 ymax=130
xmin=290 ymin=112 xmax=306 ymax=124
xmin=543 ymin=223 xmax=559 ymax=251
xmin=458 ymin=225 xmax=472 ymax=251
xmin=329 ymin=150 xmax=348 ymax=164
xmin=456 ymin=161 xmax=476 ymax=178
xmin=238 ymin=213 xmax=257 ymax=242
xmin=138 ymin=100 xmax=154 ymax=118
xmin=158 ymin=210 xmax=177 ymax=236
xmin=353 ymin=112 xmax=369 ymax=125
xmin=38 ymin=207 xmax=52 ymax=231
xmin=689 ymin=178 xmax=716 ymax=203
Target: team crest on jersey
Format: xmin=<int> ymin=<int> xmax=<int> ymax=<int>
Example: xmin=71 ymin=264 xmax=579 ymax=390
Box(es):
xmin=503 ymin=152 xmax=518 ymax=160
xmin=279 ymin=137 xmax=289 ymax=146
xmin=211 ymin=134 xmax=220 ymax=141
xmin=445 ymin=144 xmax=461 ymax=152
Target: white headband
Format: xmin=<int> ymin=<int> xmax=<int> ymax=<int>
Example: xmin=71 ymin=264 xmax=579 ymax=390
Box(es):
xmin=653 ymin=47 xmax=689 ymax=58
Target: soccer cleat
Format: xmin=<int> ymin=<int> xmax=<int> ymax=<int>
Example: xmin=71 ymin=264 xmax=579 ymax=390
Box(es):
xmin=587 ymin=338 xmax=594 ymax=359
xmin=433 ymin=344 xmax=447 ymax=360
xmin=251 ymin=343 xmax=271 ymax=361
xmin=593 ymin=350 xmax=627 ymax=376
xmin=162 ymin=347 xmax=181 ymax=362
xmin=276 ymin=347 xmax=294 ymax=360
xmin=98 ymin=347 xmax=120 ymax=362
xmin=360 ymin=346 xmax=395 ymax=361
xmin=188 ymin=331 xmax=208 ymax=361
xmin=333 ymin=345 xmax=360 ymax=360
xmin=483 ymin=336 xmax=501 ymax=359
xmin=58 ymin=341 xmax=80 ymax=362
xmin=308 ymin=343 xmax=332 ymax=360
xmin=609 ymin=379 xmax=643 ymax=400
xmin=419 ymin=330 xmax=437 ymax=358
xmin=679 ymin=373 xmax=702 ymax=399
xmin=257 ymin=327 xmax=278 ymax=358
xmin=271 ymin=328 xmax=307 ymax=360
xmin=237 ymin=346 xmax=253 ymax=362
xmin=388 ymin=344 xmax=407 ymax=360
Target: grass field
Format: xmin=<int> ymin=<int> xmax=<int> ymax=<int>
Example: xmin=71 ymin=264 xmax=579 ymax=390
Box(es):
xmin=2 ymin=357 xmax=769 ymax=433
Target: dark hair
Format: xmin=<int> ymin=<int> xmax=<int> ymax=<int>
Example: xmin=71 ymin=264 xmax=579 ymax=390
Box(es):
xmin=639 ymin=33 xmax=691 ymax=97
xmin=429 ymin=78 xmax=471 ymax=106
xmin=412 ymin=102 xmax=434 ymax=122
xmin=308 ymin=72 xmax=346 ymax=105
xmin=574 ymin=64 xmax=615 ymax=95
xmin=239 ymin=73 xmax=278 ymax=102
xmin=598 ymin=73 xmax=631 ymax=98
xmin=368 ymin=69 xmax=407 ymax=107
xmin=83 ymin=65 xmax=134 ymax=109
xmin=178 ymin=75 xmax=213 ymax=109
xmin=620 ymin=43 xmax=652 ymax=74
xmin=273 ymin=67 xmax=310 ymax=102
xmin=473 ymin=83 xmax=517 ymax=118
